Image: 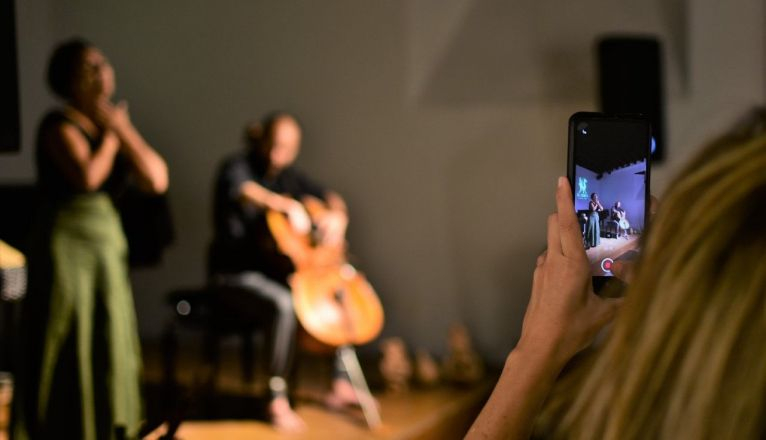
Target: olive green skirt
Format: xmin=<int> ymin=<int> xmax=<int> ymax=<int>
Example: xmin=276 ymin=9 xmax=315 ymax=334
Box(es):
xmin=16 ymin=193 xmax=142 ymax=439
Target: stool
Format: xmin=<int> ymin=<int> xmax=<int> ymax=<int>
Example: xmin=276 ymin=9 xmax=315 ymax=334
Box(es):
xmin=162 ymin=284 xmax=267 ymax=391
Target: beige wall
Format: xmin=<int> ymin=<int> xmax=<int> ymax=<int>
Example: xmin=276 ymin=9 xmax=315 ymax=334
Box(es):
xmin=2 ymin=0 xmax=763 ymax=365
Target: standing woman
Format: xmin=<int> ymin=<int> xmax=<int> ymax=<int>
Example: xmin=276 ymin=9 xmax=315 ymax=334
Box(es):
xmin=15 ymin=39 xmax=168 ymax=439
xmin=585 ymin=192 xmax=603 ymax=248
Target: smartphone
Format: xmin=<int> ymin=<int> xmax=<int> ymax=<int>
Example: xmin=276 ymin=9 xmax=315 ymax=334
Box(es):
xmin=567 ymin=112 xmax=651 ymax=292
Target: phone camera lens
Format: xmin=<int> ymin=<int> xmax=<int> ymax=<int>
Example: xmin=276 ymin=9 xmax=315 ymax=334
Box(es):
xmin=577 ymin=122 xmax=589 ymax=135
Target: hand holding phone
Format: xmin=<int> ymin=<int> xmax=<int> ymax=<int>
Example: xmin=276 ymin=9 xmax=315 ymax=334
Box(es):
xmin=567 ymin=112 xmax=651 ymax=292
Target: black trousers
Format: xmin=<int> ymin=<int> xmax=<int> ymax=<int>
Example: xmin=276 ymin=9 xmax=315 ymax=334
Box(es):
xmin=214 ymin=272 xmax=297 ymax=380
xmin=212 ymin=271 xmax=348 ymax=392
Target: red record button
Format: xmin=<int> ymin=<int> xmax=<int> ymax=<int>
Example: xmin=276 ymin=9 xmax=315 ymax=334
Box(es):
xmin=601 ymin=258 xmax=614 ymax=273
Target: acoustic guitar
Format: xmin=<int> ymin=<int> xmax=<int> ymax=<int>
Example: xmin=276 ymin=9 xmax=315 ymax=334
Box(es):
xmin=614 ymin=208 xmax=630 ymax=230
xmin=265 ymin=197 xmax=384 ymax=348
xmin=266 ymin=197 xmax=384 ymax=429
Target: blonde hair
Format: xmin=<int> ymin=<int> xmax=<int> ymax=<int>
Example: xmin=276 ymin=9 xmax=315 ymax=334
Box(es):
xmin=548 ymin=110 xmax=766 ymax=439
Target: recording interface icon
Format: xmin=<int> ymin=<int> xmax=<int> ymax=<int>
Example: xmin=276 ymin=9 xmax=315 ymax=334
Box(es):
xmin=601 ymin=258 xmax=614 ymax=274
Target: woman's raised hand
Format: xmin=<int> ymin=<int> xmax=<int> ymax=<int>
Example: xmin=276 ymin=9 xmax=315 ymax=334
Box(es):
xmin=516 ymin=177 xmax=622 ymax=369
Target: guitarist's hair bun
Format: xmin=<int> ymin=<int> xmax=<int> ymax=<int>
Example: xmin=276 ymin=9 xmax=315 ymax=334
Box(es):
xmin=244 ymin=120 xmax=264 ymax=147
xmin=244 ymin=111 xmax=300 ymax=149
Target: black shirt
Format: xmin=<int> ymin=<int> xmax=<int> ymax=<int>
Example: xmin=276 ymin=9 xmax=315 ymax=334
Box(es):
xmin=210 ymin=150 xmax=327 ymax=280
xmin=36 ymin=110 xmax=128 ymax=202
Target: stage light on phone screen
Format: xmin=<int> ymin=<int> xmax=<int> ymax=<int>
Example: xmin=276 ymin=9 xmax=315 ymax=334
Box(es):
xmin=651 ymin=136 xmax=657 ymax=154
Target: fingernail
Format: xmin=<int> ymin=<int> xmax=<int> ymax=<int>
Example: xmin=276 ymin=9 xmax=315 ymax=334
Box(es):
xmin=558 ymin=176 xmax=566 ymax=188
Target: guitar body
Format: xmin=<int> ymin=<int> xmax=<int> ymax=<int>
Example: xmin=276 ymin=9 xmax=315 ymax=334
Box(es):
xmin=266 ymin=197 xmax=384 ymax=349
xmin=615 ymin=209 xmax=630 ymax=229
xmin=291 ymin=267 xmax=383 ymax=347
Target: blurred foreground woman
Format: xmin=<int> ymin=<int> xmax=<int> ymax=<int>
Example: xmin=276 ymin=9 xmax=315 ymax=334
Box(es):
xmin=15 ymin=39 xmax=167 ymax=440
xmin=468 ymin=109 xmax=766 ymax=440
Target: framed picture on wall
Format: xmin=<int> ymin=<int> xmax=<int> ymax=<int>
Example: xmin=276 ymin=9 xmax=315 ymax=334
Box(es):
xmin=0 ymin=0 xmax=20 ymax=153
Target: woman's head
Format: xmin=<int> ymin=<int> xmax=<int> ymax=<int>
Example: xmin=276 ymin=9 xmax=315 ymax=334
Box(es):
xmin=47 ymin=38 xmax=114 ymax=102
xmin=560 ymin=109 xmax=766 ymax=439
xmin=590 ymin=193 xmax=599 ymax=201
xmin=245 ymin=112 xmax=302 ymax=172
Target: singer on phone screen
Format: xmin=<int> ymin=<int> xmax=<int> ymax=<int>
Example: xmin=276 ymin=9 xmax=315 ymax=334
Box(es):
xmin=586 ymin=193 xmax=603 ymax=248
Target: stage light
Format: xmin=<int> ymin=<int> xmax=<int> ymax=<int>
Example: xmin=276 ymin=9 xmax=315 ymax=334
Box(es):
xmin=176 ymin=300 xmax=191 ymax=316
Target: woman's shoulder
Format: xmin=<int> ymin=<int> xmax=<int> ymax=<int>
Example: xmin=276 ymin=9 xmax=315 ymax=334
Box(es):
xmin=38 ymin=108 xmax=80 ymax=134
xmin=36 ymin=109 xmax=69 ymax=151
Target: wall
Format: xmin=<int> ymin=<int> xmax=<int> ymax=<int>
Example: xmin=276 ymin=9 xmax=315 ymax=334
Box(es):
xmin=2 ymin=0 xmax=764 ymax=365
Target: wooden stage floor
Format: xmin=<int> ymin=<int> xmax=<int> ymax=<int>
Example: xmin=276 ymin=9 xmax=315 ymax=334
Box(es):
xmin=142 ymin=342 xmax=493 ymax=439
xmin=585 ymin=234 xmax=639 ymax=274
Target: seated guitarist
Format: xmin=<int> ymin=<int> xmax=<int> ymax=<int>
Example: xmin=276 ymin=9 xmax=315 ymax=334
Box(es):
xmin=211 ymin=112 xmax=358 ymax=431
xmin=612 ymin=200 xmax=630 ymax=239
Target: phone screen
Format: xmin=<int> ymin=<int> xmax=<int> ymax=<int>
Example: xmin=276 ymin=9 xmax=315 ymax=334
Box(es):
xmin=568 ymin=113 xmax=651 ymax=278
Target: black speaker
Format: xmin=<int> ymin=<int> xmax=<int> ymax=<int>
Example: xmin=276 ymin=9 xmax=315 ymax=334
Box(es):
xmin=598 ymin=36 xmax=665 ymax=162
xmin=0 ymin=0 xmax=20 ymax=153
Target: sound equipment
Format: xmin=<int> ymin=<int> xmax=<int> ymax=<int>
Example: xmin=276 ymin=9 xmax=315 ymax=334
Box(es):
xmin=0 ymin=0 xmax=20 ymax=153
xmin=598 ymin=36 xmax=665 ymax=162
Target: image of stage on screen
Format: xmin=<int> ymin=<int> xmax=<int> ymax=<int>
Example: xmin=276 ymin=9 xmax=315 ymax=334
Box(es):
xmin=574 ymin=158 xmax=647 ymax=276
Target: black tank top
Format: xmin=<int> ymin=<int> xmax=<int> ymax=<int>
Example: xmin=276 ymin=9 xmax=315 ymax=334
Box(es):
xmin=35 ymin=110 xmax=128 ymax=201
